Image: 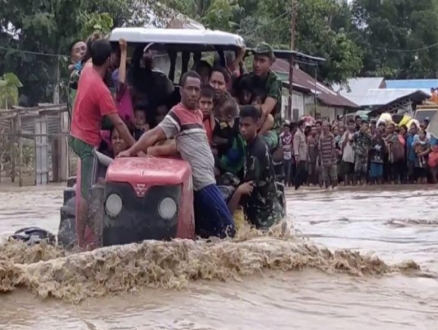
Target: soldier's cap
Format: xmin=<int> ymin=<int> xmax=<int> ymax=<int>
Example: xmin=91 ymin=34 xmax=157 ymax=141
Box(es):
xmin=253 ymin=42 xmax=274 ymax=58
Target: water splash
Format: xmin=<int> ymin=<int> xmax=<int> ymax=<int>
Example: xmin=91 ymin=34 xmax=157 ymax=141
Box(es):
xmin=0 ymin=222 xmax=422 ymax=303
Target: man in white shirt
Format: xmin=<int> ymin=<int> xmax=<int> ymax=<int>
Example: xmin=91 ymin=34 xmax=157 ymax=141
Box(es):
xmin=340 ymin=119 xmax=356 ymax=185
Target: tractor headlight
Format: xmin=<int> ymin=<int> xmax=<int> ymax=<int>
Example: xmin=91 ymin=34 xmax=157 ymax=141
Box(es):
xmin=105 ymin=194 xmax=123 ymax=217
xmin=158 ymin=197 xmax=177 ymax=219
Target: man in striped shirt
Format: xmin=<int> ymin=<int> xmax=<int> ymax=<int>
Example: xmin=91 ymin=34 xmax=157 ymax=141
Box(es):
xmin=318 ymin=121 xmax=338 ymax=189
xmin=118 ymin=71 xmax=235 ymax=239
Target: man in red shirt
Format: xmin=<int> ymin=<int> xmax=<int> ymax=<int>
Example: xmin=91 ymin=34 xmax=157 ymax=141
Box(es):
xmin=70 ymin=39 xmax=135 ymax=248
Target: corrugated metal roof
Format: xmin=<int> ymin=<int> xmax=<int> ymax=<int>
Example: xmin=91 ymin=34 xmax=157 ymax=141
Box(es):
xmin=361 ymin=89 xmax=431 ymax=106
xmin=333 ymin=77 xmax=385 ymax=93
xmin=332 ymin=77 xmax=385 ymax=106
xmin=385 ymin=80 xmax=438 ymax=90
xmin=273 ymin=59 xmax=358 ymax=108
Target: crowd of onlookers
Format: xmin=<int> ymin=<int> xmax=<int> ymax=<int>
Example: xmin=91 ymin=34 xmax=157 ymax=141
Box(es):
xmin=280 ymin=115 xmax=438 ymax=190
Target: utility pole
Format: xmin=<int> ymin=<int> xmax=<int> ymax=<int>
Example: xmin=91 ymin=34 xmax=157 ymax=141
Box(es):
xmin=290 ymin=0 xmax=296 ymax=53
xmin=288 ymin=0 xmax=296 ymax=120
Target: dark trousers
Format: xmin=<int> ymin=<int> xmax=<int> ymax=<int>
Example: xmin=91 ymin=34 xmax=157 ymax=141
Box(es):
xmin=390 ymin=160 xmax=405 ymax=183
xmin=284 ymin=159 xmax=296 ymax=186
xmin=194 ymin=184 xmax=236 ymax=239
xmin=294 ymin=161 xmax=307 ymax=190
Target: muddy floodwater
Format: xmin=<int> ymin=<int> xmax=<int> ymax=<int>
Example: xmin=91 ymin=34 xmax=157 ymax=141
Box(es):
xmin=0 ymin=184 xmax=437 ymax=330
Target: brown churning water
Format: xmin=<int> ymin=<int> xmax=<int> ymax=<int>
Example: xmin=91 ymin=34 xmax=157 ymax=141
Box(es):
xmin=0 ymin=185 xmax=437 ymax=330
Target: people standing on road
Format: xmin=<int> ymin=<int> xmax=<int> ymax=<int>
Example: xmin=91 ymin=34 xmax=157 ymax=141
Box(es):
xmin=370 ymin=120 xmax=377 ymax=135
xmin=399 ymin=124 xmax=408 ymax=182
xmin=413 ymin=129 xmax=430 ymax=184
xmin=319 ymin=121 xmax=338 ymax=189
xmin=353 ymin=121 xmax=372 ymax=185
xmin=406 ymin=123 xmax=419 ymax=182
xmin=386 ymin=123 xmax=405 ymax=184
xmin=428 ymin=135 xmax=438 ymax=183
xmin=340 ymin=119 xmax=356 ymax=185
xmin=332 ymin=125 xmax=343 ymax=182
xmin=293 ymin=119 xmax=308 ymax=190
xmin=355 ymin=115 xmax=362 ymax=131
xmin=307 ymin=126 xmax=319 ymax=186
xmin=280 ymin=123 xmax=293 ymax=187
xmin=315 ymin=120 xmax=322 ymax=136
xmin=369 ymin=128 xmax=385 ymax=184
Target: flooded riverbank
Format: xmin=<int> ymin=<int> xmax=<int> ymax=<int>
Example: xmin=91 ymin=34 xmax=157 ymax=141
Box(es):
xmin=0 ymin=185 xmax=437 ymax=329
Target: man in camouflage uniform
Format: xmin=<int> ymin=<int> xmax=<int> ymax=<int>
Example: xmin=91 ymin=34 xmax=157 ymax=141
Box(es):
xmin=227 ymin=105 xmax=283 ymax=230
xmin=248 ymin=42 xmax=282 ymax=150
xmin=353 ymin=120 xmax=373 ymax=184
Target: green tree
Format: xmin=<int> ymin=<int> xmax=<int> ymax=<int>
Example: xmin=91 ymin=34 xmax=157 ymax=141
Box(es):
xmin=162 ymin=0 xmax=241 ymax=31
xmin=0 ymin=0 xmax=173 ymax=106
xmin=81 ymin=12 xmax=114 ymax=38
xmin=202 ymin=0 xmax=241 ymax=31
xmin=294 ymin=0 xmax=362 ymax=84
xmin=0 ymin=73 xmax=23 ymax=108
xmin=351 ymin=0 xmax=438 ymax=78
xmin=236 ymin=0 xmax=363 ymax=84
xmin=0 ymin=0 xmax=86 ymax=105
xmin=169 ymin=0 xmax=363 ymax=84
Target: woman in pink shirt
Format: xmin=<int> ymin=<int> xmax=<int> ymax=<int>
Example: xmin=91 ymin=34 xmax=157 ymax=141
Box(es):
xmin=101 ymin=39 xmax=134 ymax=149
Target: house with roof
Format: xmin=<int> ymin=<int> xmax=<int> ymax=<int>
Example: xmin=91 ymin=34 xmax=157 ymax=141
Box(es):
xmin=385 ymin=79 xmax=438 ymax=91
xmin=364 ymin=89 xmax=431 ymax=117
xmin=332 ymin=77 xmax=431 ymax=116
xmin=332 ymin=77 xmax=386 ymax=106
xmin=272 ymin=59 xmax=359 ymax=122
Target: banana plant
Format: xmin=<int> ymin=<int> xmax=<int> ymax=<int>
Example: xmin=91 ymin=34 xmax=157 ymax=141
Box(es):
xmin=0 ymin=73 xmax=23 ymax=109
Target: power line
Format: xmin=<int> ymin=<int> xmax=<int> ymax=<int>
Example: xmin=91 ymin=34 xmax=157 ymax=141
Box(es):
xmin=2 ymin=24 xmax=438 ymax=57
xmin=349 ymin=32 xmax=438 ymax=53
xmin=0 ymin=44 xmax=169 ymax=58
xmin=370 ymin=42 xmax=438 ymax=53
xmin=0 ymin=45 xmax=66 ymax=58
xmin=241 ymin=9 xmax=293 ymax=37
xmin=0 ymin=10 xmax=297 ymax=58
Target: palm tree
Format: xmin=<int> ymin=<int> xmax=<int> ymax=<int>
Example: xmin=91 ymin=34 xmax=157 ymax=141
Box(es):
xmin=0 ymin=73 xmax=23 ymax=109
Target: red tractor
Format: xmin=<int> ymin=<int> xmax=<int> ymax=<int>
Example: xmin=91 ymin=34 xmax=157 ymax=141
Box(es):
xmin=59 ymin=152 xmax=196 ymax=249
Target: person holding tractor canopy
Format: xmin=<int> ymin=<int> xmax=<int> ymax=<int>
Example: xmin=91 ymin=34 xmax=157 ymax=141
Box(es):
xmin=70 ymin=38 xmax=136 ymax=248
